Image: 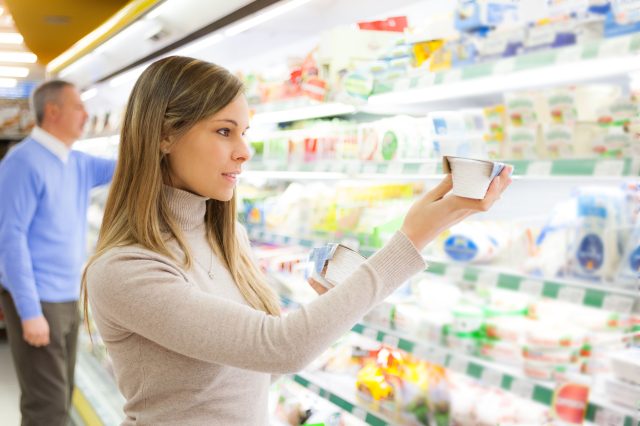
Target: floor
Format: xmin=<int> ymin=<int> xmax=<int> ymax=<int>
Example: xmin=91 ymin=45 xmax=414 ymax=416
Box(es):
xmin=0 ymin=338 xmax=20 ymax=426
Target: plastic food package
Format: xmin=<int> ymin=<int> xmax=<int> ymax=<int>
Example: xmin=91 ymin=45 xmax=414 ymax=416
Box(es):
xmin=570 ymin=187 xmax=626 ymax=281
xmin=609 ymin=348 xmax=640 ymax=385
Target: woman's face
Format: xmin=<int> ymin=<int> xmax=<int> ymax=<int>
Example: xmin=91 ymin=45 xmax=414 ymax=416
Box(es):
xmin=165 ymin=94 xmax=251 ymax=201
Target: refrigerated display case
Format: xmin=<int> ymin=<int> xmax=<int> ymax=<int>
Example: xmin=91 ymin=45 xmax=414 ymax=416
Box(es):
xmin=62 ymin=1 xmax=640 ymax=424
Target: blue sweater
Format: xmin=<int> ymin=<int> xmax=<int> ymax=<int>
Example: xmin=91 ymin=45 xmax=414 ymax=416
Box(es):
xmin=0 ymin=137 xmax=115 ymax=320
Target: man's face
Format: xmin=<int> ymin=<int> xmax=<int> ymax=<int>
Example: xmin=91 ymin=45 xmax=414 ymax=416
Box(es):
xmin=49 ymin=86 xmax=88 ymax=144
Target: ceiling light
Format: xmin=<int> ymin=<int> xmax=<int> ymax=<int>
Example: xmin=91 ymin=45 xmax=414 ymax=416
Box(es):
xmin=145 ymin=5 xmax=165 ymax=21
xmin=81 ymin=88 xmax=97 ymax=101
xmin=0 ymin=7 xmax=4 ymax=16
xmin=0 ymin=33 xmax=24 ymax=44
xmin=223 ymin=0 xmax=313 ymax=37
xmin=0 ymin=66 xmax=29 ymax=77
xmin=0 ymin=52 xmax=37 ymax=63
xmin=0 ymin=78 xmax=17 ymax=88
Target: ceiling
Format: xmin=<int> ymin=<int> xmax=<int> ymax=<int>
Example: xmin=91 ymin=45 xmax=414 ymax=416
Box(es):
xmin=4 ymin=0 xmax=132 ymax=65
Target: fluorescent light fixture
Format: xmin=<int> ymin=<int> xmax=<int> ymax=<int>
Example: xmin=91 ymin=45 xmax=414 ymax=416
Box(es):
xmin=58 ymin=53 xmax=94 ymax=78
xmin=0 ymin=66 xmax=28 ymax=77
xmin=145 ymin=5 xmax=165 ymax=21
xmin=369 ymin=54 xmax=640 ymax=106
xmin=47 ymin=2 xmax=139 ymax=72
xmin=0 ymin=77 xmax=17 ymax=87
xmin=0 ymin=7 xmax=4 ymax=16
xmin=0 ymin=33 xmax=23 ymax=44
xmin=251 ymin=102 xmax=356 ymax=124
xmin=109 ymin=65 xmax=146 ymax=87
xmin=81 ymin=88 xmax=98 ymax=101
xmin=0 ymin=51 xmax=37 ymax=63
xmin=223 ymin=0 xmax=313 ymax=37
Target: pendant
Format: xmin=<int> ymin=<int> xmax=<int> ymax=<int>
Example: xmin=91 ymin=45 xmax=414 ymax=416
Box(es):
xmin=208 ymin=272 xmax=214 ymax=279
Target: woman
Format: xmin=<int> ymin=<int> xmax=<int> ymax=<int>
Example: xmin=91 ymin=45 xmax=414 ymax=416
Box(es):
xmin=84 ymin=56 xmax=512 ymax=425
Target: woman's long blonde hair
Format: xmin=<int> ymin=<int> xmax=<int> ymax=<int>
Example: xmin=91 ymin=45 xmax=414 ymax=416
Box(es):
xmin=82 ymin=56 xmax=281 ymax=328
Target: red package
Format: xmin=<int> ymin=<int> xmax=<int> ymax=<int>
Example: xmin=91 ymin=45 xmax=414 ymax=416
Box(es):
xmin=358 ymin=16 xmax=407 ymax=32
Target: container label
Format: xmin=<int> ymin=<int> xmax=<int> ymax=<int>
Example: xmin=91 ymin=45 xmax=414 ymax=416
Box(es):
xmin=577 ymin=234 xmax=604 ymax=272
xmin=444 ymin=236 xmax=479 ymax=261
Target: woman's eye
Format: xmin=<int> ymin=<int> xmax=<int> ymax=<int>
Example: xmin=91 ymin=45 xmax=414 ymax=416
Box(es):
xmin=217 ymin=128 xmax=230 ymax=137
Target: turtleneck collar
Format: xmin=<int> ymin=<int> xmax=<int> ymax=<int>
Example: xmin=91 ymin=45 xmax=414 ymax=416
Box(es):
xmin=163 ymin=185 xmax=209 ymax=231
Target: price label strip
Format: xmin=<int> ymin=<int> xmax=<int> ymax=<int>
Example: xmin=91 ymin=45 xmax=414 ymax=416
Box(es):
xmin=511 ymin=379 xmax=534 ymax=400
xmin=351 ymin=407 xmax=367 ymax=421
xmin=448 ymin=356 xmax=468 ymax=374
xmin=308 ymin=384 xmax=321 ymax=395
xmin=602 ymin=295 xmax=635 ymax=314
xmin=558 ymin=287 xmax=586 ymax=305
xmin=594 ymin=160 xmax=624 ymax=177
xmin=494 ymin=58 xmax=515 ymax=74
xmin=447 ymin=265 xmax=466 ymax=283
xmin=520 ymin=279 xmax=544 ymax=297
xmin=477 ymin=270 xmax=499 ymax=288
xmin=387 ymin=162 xmax=403 ymax=175
xmin=419 ymin=161 xmax=438 ymax=176
xmin=362 ymin=163 xmax=378 ymax=175
xmin=481 ymin=368 xmax=504 ymax=389
xmin=442 ymin=68 xmax=463 ymax=84
xmin=527 ymin=161 xmax=553 ymax=177
xmin=382 ymin=334 xmax=400 ymax=348
xmin=594 ymin=409 xmax=624 ymax=426
xmin=362 ymin=327 xmax=378 ymax=341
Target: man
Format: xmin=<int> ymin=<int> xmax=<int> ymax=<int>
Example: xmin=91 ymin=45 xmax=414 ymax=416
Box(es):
xmin=0 ymin=80 xmax=116 ymax=426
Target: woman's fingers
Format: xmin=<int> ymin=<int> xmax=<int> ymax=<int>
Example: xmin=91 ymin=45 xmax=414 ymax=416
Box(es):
xmin=308 ymin=277 xmax=329 ymax=295
xmin=445 ymin=167 xmax=513 ymax=212
xmin=423 ymin=174 xmax=453 ymax=203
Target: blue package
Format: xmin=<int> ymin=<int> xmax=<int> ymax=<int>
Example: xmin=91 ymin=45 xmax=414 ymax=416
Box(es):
xmin=604 ymin=7 xmax=640 ymax=37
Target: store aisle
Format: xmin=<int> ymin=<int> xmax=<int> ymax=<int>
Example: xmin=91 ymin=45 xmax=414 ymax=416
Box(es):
xmin=0 ymin=339 xmax=20 ymax=426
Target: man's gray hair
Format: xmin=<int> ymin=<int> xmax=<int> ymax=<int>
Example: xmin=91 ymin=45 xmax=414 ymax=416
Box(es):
xmin=31 ymin=80 xmax=74 ymax=126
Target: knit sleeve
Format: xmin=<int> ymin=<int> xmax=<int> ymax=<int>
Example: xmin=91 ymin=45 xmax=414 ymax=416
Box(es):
xmin=0 ymin=155 xmax=43 ymax=320
xmin=81 ymin=153 xmax=116 ymax=188
xmin=87 ymin=231 xmax=426 ymax=375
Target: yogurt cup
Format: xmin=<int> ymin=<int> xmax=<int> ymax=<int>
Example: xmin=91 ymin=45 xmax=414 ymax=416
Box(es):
xmin=443 ymin=156 xmax=508 ymax=199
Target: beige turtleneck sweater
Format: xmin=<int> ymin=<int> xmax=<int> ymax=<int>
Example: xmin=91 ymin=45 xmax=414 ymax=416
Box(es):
xmin=86 ymin=185 xmax=427 ymax=425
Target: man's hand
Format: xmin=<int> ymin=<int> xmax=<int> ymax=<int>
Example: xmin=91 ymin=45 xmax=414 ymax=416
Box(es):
xmin=22 ymin=315 xmax=50 ymax=347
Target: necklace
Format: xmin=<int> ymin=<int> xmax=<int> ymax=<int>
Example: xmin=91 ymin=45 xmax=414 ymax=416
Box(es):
xmin=193 ymin=250 xmax=215 ymax=279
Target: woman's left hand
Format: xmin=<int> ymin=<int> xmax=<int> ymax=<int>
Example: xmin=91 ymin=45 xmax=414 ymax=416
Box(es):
xmin=308 ymin=277 xmax=329 ymax=295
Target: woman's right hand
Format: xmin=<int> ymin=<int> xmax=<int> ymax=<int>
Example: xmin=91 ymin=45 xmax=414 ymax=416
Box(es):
xmin=401 ymin=167 xmax=512 ymax=251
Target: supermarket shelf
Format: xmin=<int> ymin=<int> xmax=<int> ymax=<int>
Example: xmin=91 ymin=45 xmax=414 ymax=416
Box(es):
xmin=249 ymin=227 xmax=639 ymax=313
xmin=278 ymin=291 xmax=639 ymax=426
xmin=348 ymin=321 xmax=640 ymax=426
xmin=74 ymin=350 xmax=124 ymax=426
xmin=369 ymin=33 xmax=640 ymax=105
xmin=422 ymin=258 xmax=639 ymax=314
xmin=243 ymin=158 xmax=638 ymax=180
xmin=292 ymin=371 xmax=396 ymax=426
xmin=251 ymin=100 xmax=357 ymax=124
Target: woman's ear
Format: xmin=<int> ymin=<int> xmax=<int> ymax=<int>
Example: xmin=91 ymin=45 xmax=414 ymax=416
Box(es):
xmin=160 ymin=140 xmax=171 ymax=155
